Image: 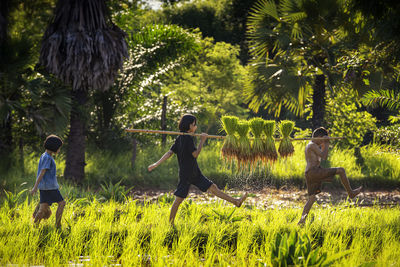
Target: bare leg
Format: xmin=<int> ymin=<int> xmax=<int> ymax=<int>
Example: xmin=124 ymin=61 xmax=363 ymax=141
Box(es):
xmin=207 ymin=184 xmax=248 ymax=207
xmin=55 ymin=200 xmax=66 ymax=228
xmin=43 ymin=206 xmax=52 ymax=219
xmin=34 ymin=203 xmax=49 ymax=225
xmin=170 ymin=197 xmax=184 ymax=225
xmin=337 ymin=168 xmax=362 ymax=199
xmin=298 ymin=195 xmax=316 ymax=225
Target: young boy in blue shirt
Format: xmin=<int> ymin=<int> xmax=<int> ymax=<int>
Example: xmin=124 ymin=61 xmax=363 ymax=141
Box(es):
xmin=30 ymin=135 xmax=66 ymax=228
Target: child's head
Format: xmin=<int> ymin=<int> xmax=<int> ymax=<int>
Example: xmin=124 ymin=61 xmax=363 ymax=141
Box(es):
xmin=44 ymin=135 xmax=63 ymax=154
xmin=312 ymin=127 xmax=329 ymax=144
xmin=178 ymin=114 xmax=197 ymax=132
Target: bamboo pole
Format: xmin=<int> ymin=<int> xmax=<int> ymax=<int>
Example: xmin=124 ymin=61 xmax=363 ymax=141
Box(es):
xmin=125 ymin=128 xmax=346 ymax=141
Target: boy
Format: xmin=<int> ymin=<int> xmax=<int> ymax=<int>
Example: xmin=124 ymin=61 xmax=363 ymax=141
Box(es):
xmin=148 ymin=114 xmax=247 ymax=225
xmin=30 ymin=135 xmax=66 ymax=228
xmin=298 ymin=127 xmax=362 ymax=225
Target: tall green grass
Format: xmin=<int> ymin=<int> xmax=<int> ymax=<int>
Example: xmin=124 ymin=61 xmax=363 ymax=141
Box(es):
xmin=2 ymin=141 xmax=400 ymax=192
xmin=1 ymin=198 xmax=400 ymax=266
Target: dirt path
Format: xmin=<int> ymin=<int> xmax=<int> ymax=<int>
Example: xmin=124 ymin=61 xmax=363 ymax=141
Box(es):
xmin=131 ymin=188 xmax=400 ymax=209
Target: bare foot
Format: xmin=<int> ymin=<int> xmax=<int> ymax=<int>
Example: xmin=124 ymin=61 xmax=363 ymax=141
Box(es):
xmin=235 ymin=193 xmax=248 ymax=207
xmin=349 ymin=186 xmax=363 ymax=199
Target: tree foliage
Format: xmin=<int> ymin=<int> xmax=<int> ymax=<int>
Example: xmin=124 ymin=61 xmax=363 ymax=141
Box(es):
xmin=163 ymin=39 xmax=248 ymax=133
xmin=325 ymin=88 xmax=376 ymax=147
xmin=245 ymin=0 xmax=357 ymax=118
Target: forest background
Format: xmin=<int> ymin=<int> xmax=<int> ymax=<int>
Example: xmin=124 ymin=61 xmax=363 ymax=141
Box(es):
xmin=1 ymin=0 xmax=400 ymax=196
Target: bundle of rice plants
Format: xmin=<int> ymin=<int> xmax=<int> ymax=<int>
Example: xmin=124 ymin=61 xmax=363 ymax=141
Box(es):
xmin=249 ymin=118 xmax=265 ymax=166
xmin=236 ymin=120 xmax=251 ymax=169
xmin=263 ymin=120 xmax=278 ymax=162
xmin=220 ymin=116 xmax=239 ymax=163
xmin=278 ymin=120 xmax=295 ymax=157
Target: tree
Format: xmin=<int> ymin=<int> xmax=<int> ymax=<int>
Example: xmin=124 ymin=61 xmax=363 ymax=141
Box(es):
xmin=0 ymin=0 xmax=70 ymax=163
xmin=39 ymin=0 xmax=128 ymax=182
xmin=160 ymin=0 xmax=258 ymax=63
xmin=91 ymin=24 xmax=201 ymax=151
xmin=163 ymin=39 xmax=248 ymax=133
xmin=245 ymin=0 xmax=352 ymax=129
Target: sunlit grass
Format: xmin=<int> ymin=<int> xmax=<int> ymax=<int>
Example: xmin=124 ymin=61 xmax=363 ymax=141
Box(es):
xmin=1 ymin=198 xmax=400 ymax=266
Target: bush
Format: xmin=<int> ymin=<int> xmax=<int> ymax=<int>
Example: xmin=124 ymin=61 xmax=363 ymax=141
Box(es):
xmin=374 ymin=124 xmax=400 ymax=150
xmin=325 ymin=88 xmax=376 ymax=147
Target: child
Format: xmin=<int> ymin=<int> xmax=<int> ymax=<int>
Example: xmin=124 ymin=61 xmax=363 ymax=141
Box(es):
xmin=298 ymin=127 xmax=362 ymax=225
xmin=148 ymin=114 xmax=248 ymax=225
xmin=30 ymin=135 xmax=66 ymax=228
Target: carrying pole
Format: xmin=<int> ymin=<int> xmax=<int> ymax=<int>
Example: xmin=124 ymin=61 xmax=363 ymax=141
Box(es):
xmin=125 ymin=128 xmax=346 ymax=141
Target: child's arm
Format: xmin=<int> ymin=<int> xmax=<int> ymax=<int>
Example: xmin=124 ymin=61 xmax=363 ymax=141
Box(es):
xmin=148 ymin=150 xmax=174 ymax=172
xmin=30 ymin=169 xmax=47 ymax=195
xmin=310 ymin=142 xmax=329 ymax=160
xmin=320 ymin=140 xmax=330 ymax=160
xmin=192 ymin=133 xmax=208 ymax=158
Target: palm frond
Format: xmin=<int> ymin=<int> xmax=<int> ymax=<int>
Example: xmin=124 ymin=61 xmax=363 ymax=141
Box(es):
xmin=362 ymin=89 xmax=400 ymax=111
xmin=280 ymin=0 xmax=300 ymax=14
xmin=291 ymin=22 xmax=303 ymax=39
xmin=244 ymin=58 xmax=312 ymax=117
xmin=249 ymin=0 xmax=280 ymax=22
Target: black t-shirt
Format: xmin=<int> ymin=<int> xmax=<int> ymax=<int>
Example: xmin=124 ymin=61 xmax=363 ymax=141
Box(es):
xmin=170 ymin=135 xmax=202 ymax=181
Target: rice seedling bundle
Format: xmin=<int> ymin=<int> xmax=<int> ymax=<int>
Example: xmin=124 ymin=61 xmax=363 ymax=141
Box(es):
xmin=236 ymin=120 xmax=251 ymax=169
xmin=278 ymin=120 xmax=295 ymax=157
xmin=263 ymin=120 xmax=278 ymax=162
xmin=249 ymin=118 xmax=265 ymax=165
xmin=220 ymin=116 xmax=239 ymax=162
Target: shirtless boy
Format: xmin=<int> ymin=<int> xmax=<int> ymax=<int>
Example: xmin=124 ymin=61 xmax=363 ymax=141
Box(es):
xmin=298 ymin=127 xmax=362 ymax=225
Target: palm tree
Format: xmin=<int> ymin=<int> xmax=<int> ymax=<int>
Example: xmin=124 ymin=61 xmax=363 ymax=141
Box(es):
xmin=39 ymin=0 xmax=128 ymax=182
xmin=246 ymin=0 xmax=350 ymax=129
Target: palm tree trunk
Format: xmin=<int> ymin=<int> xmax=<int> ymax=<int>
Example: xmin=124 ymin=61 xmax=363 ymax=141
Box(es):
xmin=312 ymin=74 xmax=326 ymax=130
xmin=64 ymin=89 xmax=87 ymax=182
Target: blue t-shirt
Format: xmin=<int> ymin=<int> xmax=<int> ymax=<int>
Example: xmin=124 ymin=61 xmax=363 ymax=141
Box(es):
xmin=36 ymin=152 xmax=59 ymax=190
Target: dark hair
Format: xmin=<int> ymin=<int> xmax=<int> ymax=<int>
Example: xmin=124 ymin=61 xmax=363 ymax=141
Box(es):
xmin=312 ymin=127 xmax=329 ymax=138
xmin=178 ymin=114 xmax=197 ymax=132
xmin=44 ymin=135 xmax=63 ymax=152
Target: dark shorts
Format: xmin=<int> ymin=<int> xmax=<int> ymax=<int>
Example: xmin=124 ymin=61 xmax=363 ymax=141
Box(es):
xmin=39 ymin=189 xmax=64 ymax=206
xmin=174 ymin=175 xmax=213 ymax=198
xmin=305 ymin=167 xmax=339 ymax=196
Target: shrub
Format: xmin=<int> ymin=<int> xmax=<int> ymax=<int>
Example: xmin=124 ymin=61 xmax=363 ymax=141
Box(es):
xmin=325 ymin=88 xmax=376 ymax=147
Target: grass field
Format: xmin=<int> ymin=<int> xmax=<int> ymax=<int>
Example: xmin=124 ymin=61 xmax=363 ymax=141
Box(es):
xmin=1 ymin=142 xmax=400 ymax=265
xmin=3 ymin=141 xmax=400 ymax=193
xmin=1 ymin=196 xmax=400 ymax=266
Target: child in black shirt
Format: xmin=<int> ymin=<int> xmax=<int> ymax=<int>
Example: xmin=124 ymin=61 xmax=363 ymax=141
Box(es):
xmin=148 ymin=114 xmax=248 ymax=225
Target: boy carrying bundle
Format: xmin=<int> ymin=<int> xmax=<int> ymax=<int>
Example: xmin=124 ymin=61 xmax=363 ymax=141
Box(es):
xmin=298 ymin=127 xmax=362 ymax=225
xmin=148 ymin=114 xmax=248 ymax=225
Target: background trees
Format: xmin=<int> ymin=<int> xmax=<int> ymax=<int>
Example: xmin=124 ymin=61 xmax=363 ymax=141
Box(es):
xmin=1 ymin=0 xmax=400 ymax=187
xmin=245 ymin=0 xmax=359 ymax=129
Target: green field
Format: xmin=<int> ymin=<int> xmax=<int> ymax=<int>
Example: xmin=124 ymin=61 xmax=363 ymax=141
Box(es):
xmin=2 ymin=143 xmax=400 ymax=266
xmin=1 ymin=197 xmax=400 ymax=266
